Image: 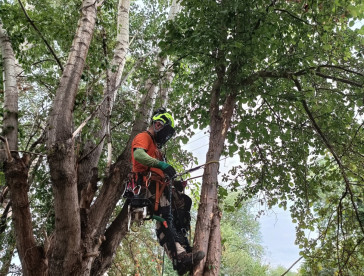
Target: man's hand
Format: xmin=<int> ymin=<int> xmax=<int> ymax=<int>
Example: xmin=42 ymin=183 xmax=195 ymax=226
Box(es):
xmin=157 ymin=161 xmax=177 ymax=179
xmin=174 ymin=180 xmax=187 ymax=192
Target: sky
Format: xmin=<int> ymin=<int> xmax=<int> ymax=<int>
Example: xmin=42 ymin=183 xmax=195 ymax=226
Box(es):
xmin=181 ymin=129 xmax=302 ymax=272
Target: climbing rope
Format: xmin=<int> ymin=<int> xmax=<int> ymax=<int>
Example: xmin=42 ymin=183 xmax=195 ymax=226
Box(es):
xmin=175 ymin=160 xmax=220 ymax=178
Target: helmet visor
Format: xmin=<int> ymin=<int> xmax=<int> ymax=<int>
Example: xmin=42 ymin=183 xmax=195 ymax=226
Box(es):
xmin=154 ymin=124 xmax=175 ymax=147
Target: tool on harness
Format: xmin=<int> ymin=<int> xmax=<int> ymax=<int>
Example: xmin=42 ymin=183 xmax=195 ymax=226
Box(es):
xmin=124 ymin=172 xmax=154 ymax=231
xmin=152 ymin=215 xmax=168 ymax=228
xmin=124 ymin=172 xmax=172 ymax=232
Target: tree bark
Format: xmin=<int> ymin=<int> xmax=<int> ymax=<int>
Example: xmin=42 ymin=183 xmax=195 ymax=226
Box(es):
xmin=5 ymin=155 xmax=47 ymax=276
xmin=46 ymin=1 xmax=97 ymax=275
xmin=204 ymin=206 xmax=222 ymax=276
xmin=90 ymin=201 xmax=130 ymax=275
xmin=0 ymin=23 xmax=18 ymax=154
xmin=0 ymin=23 xmax=46 ymax=276
xmin=157 ymin=0 xmax=180 ymax=107
xmin=193 ymin=63 xmax=237 ymax=275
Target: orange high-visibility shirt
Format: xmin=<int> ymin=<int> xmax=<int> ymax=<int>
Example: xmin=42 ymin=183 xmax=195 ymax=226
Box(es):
xmin=131 ymin=131 xmax=164 ymax=177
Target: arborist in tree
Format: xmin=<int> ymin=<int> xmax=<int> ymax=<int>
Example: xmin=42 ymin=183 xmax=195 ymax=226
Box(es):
xmin=130 ymin=108 xmax=205 ymax=275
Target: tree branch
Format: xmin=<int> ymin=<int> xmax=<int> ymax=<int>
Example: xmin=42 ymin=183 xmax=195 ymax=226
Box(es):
xmin=18 ymin=0 xmax=64 ymax=72
xmin=0 ymin=137 xmax=14 ymax=162
xmin=245 ymin=66 xmax=363 ymax=90
xmin=0 ymin=201 xmax=11 ymax=235
xmin=274 ymin=8 xmax=311 ymax=25
xmin=316 ymin=65 xmax=364 ymax=77
xmin=281 ymin=256 xmax=303 ymax=276
xmin=315 ymin=71 xmax=363 ymax=88
xmin=0 ymin=186 xmax=9 ymax=205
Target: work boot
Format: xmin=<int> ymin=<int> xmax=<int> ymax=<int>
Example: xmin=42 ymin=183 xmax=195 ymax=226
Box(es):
xmin=176 ymin=251 xmax=205 ymax=275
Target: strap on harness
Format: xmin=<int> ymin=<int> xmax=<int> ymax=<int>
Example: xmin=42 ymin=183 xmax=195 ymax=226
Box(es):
xmin=155 ymin=178 xmax=167 ymax=212
xmin=127 ymin=172 xmax=169 ymax=213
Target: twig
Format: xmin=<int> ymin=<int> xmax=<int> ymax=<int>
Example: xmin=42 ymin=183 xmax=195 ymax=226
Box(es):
xmin=0 ymin=187 xmax=9 ymax=204
xmin=274 ymin=8 xmax=311 ymax=25
xmin=96 ymin=0 xmax=106 ymax=8
xmin=316 ymin=65 xmax=364 ymax=77
xmin=18 ymin=0 xmax=64 ymax=71
xmin=72 ymin=97 xmax=108 ymax=139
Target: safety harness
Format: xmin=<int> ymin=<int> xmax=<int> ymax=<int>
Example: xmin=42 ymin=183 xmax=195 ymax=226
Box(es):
xmin=124 ymin=171 xmax=171 ymax=228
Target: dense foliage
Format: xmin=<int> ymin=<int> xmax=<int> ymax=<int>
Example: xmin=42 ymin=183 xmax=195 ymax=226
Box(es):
xmin=159 ymin=0 xmax=364 ymax=274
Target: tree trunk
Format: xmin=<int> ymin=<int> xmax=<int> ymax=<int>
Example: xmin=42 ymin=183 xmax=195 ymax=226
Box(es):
xmin=204 ymin=206 xmax=222 ymax=276
xmin=0 ymin=23 xmax=46 ymax=276
xmin=5 ymin=155 xmax=47 ymax=276
xmin=193 ymin=66 xmax=237 ymax=275
xmin=46 ymin=1 xmax=97 ymax=275
xmin=157 ymin=0 xmax=180 ymax=107
xmin=0 ymin=24 xmax=18 ymax=152
xmin=88 ymin=76 xmax=157 ymax=276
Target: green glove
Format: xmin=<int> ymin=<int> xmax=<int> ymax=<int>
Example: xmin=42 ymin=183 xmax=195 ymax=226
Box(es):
xmin=157 ymin=161 xmax=177 ymax=179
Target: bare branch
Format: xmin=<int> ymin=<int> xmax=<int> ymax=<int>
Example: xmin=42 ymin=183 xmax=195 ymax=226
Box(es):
xmin=281 ymin=256 xmax=304 ymax=276
xmin=0 ymin=201 xmax=12 ymax=235
xmin=72 ymin=54 xmax=147 ymax=140
xmin=251 ymin=66 xmax=363 ymax=88
xmin=0 ymin=186 xmax=9 ymax=204
xmin=9 ymin=150 xmax=46 ymax=157
xmin=0 ymin=136 xmax=14 ymax=162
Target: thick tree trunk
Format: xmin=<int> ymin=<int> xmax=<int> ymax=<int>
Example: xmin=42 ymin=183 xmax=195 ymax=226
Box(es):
xmin=193 ymin=69 xmax=237 ymax=275
xmin=5 ymin=155 xmax=47 ymax=276
xmin=46 ymin=1 xmax=97 ymax=275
